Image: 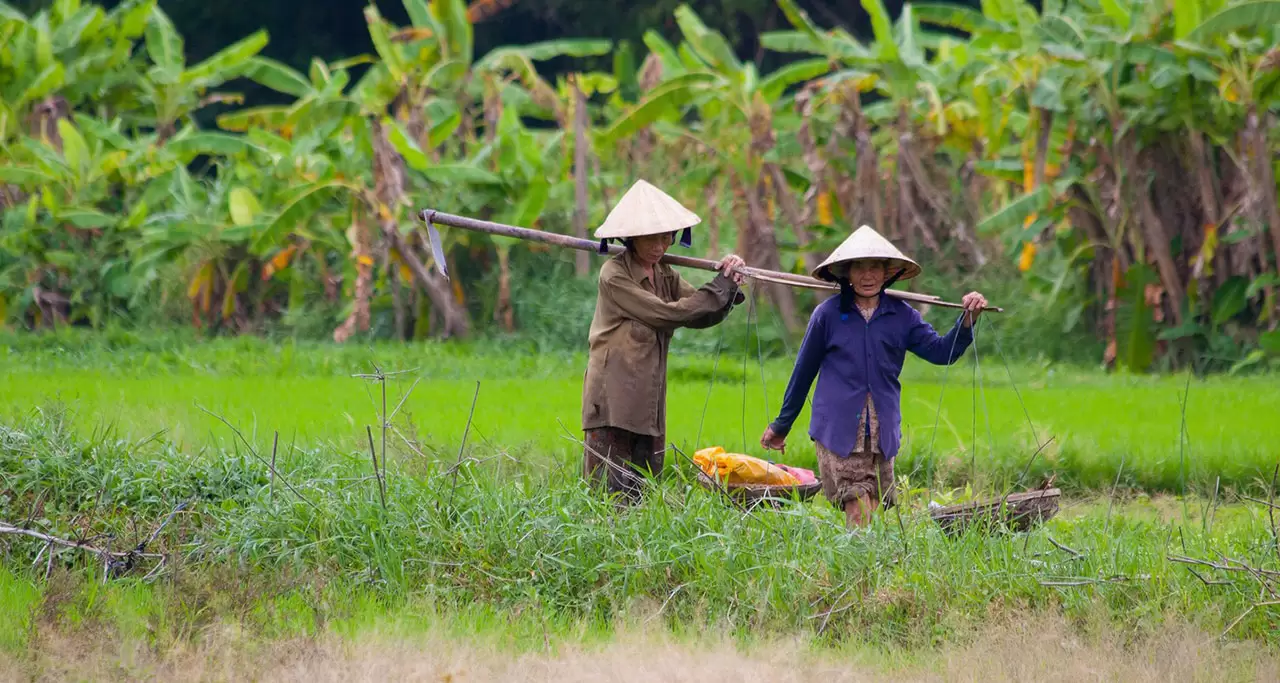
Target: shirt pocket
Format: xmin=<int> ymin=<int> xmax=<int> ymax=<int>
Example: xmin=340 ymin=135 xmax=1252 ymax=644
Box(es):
xmin=628 ymin=320 xmax=658 ymax=346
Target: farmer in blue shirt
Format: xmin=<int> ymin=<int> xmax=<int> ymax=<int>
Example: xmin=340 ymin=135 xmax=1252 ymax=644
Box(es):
xmin=760 ymin=226 xmax=987 ymax=529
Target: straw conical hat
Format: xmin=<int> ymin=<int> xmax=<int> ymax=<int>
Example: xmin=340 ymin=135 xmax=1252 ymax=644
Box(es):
xmin=594 ymin=179 xmax=701 ymax=241
xmin=813 ymin=225 xmax=922 ymax=282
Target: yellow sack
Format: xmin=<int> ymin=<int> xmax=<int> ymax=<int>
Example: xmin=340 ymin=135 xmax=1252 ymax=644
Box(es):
xmin=693 ymin=446 xmax=800 ymax=486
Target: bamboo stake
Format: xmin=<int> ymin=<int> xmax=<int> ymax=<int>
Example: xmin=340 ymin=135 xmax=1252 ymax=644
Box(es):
xmin=418 ymin=209 xmax=1002 ymax=313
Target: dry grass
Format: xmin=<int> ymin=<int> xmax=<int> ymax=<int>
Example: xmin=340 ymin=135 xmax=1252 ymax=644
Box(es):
xmin=4 ymin=613 xmax=1276 ymax=683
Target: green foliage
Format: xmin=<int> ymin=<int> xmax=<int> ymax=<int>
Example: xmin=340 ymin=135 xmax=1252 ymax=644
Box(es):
xmin=3 ymin=398 xmax=1280 ymax=653
xmin=1 ymin=0 xmax=1278 ymax=376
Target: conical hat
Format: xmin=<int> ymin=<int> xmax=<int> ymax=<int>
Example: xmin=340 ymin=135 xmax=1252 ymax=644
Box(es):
xmin=594 ymin=179 xmax=701 ymax=240
xmin=813 ymin=225 xmax=922 ymax=282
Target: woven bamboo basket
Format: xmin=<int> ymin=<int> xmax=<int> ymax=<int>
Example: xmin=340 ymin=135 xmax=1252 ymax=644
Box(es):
xmin=929 ymin=488 xmax=1061 ymax=535
xmin=696 ymin=471 xmax=823 ymax=508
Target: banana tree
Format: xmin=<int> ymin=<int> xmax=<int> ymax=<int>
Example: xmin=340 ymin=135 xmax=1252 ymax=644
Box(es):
xmin=602 ymin=4 xmax=829 ymax=334
xmin=0 ymin=112 xmax=152 ymax=327
xmin=0 ymin=0 xmax=154 ymax=139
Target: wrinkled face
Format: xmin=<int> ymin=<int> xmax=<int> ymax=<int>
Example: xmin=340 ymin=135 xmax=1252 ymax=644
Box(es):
xmin=631 ymin=232 xmax=675 ymax=266
xmin=847 ymin=259 xmax=890 ymax=297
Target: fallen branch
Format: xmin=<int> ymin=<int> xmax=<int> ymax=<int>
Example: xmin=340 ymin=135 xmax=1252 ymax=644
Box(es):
xmin=1 ymin=499 xmax=189 ymax=582
xmin=1168 ymin=554 xmax=1280 ymax=581
xmin=1039 ymin=574 xmax=1149 ymax=587
xmin=1046 ymin=535 xmax=1084 ymax=560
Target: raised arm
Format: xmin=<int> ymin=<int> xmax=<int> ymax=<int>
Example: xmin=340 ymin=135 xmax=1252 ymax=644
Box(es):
xmin=905 ymin=306 xmax=974 ymax=366
xmin=602 ymin=267 xmax=739 ymax=333
xmin=674 ymin=273 xmax=745 ymax=329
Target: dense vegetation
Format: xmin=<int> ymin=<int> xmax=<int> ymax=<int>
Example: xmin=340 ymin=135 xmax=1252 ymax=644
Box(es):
xmin=3 ymin=0 xmax=1280 ymax=375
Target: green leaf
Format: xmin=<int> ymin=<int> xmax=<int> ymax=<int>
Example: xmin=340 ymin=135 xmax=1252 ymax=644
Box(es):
xmin=977 ymin=187 xmax=1052 ymax=234
xmin=507 ymin=39 xmax=613 ymax=62
xmin=1173 ymin=0 xmax=1203 ymax=40
xmin=183 ymin=29 xmax=268 ymax=87
xmin=0 ymin=166 xmax=57 ymax=185
xmin=423 ymin=58 xmax=467 ymax=90
xmin=0 ymin=2 xmax=26 ymax=21
xmin=107 ymin=0 xmax=153 ymax=38
xmin=1189 ymin=1 xmax=1280 ymax=41
xmin=52 ymin=6 xmax=104 ymax=52
xmin=1029 ymin=75 xmax=1066 ymax=112
xmin=861 ymin=0 xmax=899 ymax=62
xmin=913 ymin=3 xmax=1000 ymax=33
xmin=216 ymin=105 xmax=291 ymax=132
xmin=776 ymin=0 xmax=825 ymax=41
xmin=601 ymin=72 xmax=720 ymax=142
xmin=45 ymin=250 xmax=79 ymax=268
xmin=229 ymin=186 xmax=261 ymax=226
xmin=386 ymin=118 xmax=430 ymax=171
xmin=758 ymin=58 xmax=829 ymax=101
xmin=18 ymin=63 xmax=65 ymax=108
xmin=428 ymin=111 xmax=462 ymax=147
xmin=422 ymin=164 xmax=502 ymax=185
xmin=1098 ymin=0 xmax=1133 ymax=29
xmin=58 ymin=208 xmax=115 ymax=228
xmin=1157 ymin=321 xmax=1207 ymax=341
xmin=253 ymin=180 xmax=353 ymax=254
xmin=364 ymin=5 xmax=407 ymax=82
xmin=56 ymin=118 xmax=89 ymax=176
xmin=674 ymin=4 xmax=742 ymax=75
xmin=243 ymin=57 xmax=312 ymax=97
xmin=1229 ymin=349 xmax=1268 ymax=374
xmin=165 ymin=132 xmax=257 ymax=157
xmin=431 ymin=0 xmax=472 ymax=64
xmin=1260 ymin=329 xmax=1280 ymax=354
xmin=642 ymin=30 xmax=684 ymax=75
xmin=1247 ymin=273 xmax=1280 ymax=299
xmin=72 ymin=114 xmax=129 ymax=149
xmin=402 ymin=0 xmax=433 ymax=28
xmin=613 ymin=39 xmax=640 ymax=103
xmin=508 ymin=175 xmax=550 ymax=228
xmin=760 ymin=31 xmax=825 ymax=54
xmin=144 ymin=5 xmax=183 ymax=73
xmin=1211 ymin=276 xmax=1249 ymax=326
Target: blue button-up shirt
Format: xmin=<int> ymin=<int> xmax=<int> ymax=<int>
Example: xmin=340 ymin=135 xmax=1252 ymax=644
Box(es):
xmin=769 ymin=294 xmax=974 ymax=460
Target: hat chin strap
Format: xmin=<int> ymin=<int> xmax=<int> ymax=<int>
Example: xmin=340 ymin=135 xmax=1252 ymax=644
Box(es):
xmin=881 ymin=267 xmax=907 ymax=293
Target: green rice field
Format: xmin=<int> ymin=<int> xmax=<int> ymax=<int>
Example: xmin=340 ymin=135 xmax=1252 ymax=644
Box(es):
xmin=3 ymin=332 xmax=1280 ymax=680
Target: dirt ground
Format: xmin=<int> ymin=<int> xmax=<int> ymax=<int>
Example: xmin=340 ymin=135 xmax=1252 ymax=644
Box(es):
xmin=4 ymin=612 xmax=1277 ymax=683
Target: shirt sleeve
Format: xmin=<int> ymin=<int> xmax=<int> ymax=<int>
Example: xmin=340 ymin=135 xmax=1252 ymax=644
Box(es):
xmin=769 ymin=307 xmax=828 ymax=436
xmin=601 ymin=267 xmax=739 ymax=333
xmin=905 ymin=306 xmax=974 ymax=365
xmin=674 ymin=273 xmax=745 ymax=330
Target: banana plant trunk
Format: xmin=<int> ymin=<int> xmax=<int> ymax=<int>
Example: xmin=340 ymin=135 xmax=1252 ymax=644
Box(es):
xmin=372 ymin=117 xmax=471 ymax=340
xmin=1246 ymin=109 xmax=1280 ymax=287
xmin=495 ymin=246 xmax=514 ymax=332
xmin=572 ymin=82 xmax=590 ymax=277
xmin=739 ymin=173 xmax=799 ymax=334
xmin=333 ymin=208 xmax=374 ymax=344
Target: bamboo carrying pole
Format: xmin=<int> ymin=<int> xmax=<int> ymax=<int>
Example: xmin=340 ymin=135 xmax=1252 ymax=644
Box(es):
xmin=417 ymin=209 xmax=1002 ymax=313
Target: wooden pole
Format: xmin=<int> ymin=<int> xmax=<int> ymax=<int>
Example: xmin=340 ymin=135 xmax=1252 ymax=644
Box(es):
xmin=417 ymin=209 xmax=1002 ymax=313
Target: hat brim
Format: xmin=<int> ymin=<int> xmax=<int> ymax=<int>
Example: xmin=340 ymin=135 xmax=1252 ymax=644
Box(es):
xmin=815 ymin=257 xmax=922 ymax=283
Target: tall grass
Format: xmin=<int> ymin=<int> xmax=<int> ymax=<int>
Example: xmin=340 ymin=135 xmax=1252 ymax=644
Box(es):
xmin=2 ymin=408 xmax=1279 ymax=653
xmin=2 ymin=332 xmax=1277 ymax=495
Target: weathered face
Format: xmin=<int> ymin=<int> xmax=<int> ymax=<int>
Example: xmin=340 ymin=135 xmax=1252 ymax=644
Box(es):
xmin=848 ymin=259 xmax=890 ymax=298
xmin=631 ymin=232 xmax=675 ymax=266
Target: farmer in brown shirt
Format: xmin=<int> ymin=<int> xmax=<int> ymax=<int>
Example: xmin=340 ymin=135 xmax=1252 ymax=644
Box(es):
xmin=582 ymin=180 xmax=746 ymax=503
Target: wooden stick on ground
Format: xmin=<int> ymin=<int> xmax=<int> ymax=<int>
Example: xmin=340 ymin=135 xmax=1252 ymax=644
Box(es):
xmin=418 ymin=209 xmax=1004 ymax=313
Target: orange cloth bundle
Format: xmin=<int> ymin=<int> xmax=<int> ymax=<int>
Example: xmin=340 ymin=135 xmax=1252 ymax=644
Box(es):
xmin=693 ymin=446 xmax=801 ymax=486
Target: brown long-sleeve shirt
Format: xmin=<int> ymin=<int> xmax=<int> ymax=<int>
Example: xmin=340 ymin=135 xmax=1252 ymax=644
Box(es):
xmin=582 ymin=249 xmax=744 ymax=437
